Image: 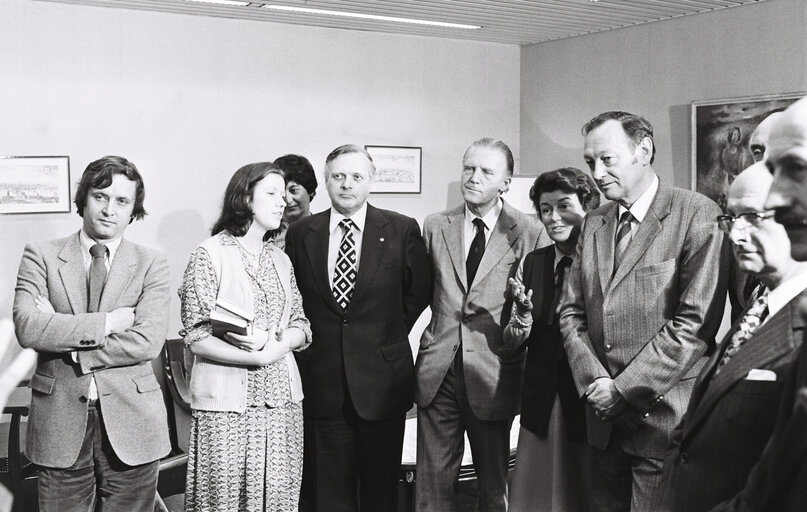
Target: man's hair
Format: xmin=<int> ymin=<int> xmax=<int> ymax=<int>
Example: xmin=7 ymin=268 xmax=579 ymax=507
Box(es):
xmin=529 ymin=167 xmax=601 ymax=213
xmin=582 ymin=111 xmax=656 ymax=164
xmin=464 ymin=138 xmax=515 ymax=175
xmin=324 ymin=145 xmax=375 ymax=176
xmin=274 ymin=154 xmax=318 ymax=198
xmin=211 ymin=162 xmax=285 ymax=239
xmin=75 ymin=155 xmax=147 ymax=222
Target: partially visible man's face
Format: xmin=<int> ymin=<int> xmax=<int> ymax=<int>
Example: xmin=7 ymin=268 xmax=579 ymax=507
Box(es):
xmin=325 ymin=152 xmax=373 ymax=217
xmin=749 ymin=112 xmax=782 ymax=163
xmin=82 ymin=173 xmax=137 ymax=241
xmin=461 ymin=145 xmax=511 ymax=215
xmin=764 ymin=99 xmax=807 ymax=260
xmin=583 ymin=120 xmax=651 ymax=206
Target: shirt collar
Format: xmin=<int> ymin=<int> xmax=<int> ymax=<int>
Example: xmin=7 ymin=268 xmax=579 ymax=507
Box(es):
xmin=464 ymin=198 xmax=503 ymax=232
xmin=618 ymin=174 xmax=659 ymax=223
xmin=79 ymin=230 xmax=122 ymax=263
xmin=767 ymin=264 xmax=807 ymax=319
xmin=329 ymin=202 xmax=368 ymax=234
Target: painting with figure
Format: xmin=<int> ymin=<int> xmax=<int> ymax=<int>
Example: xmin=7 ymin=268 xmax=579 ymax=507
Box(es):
xmin=691 ymin=92 xmax=803 ymax=212
xmin=0 ymin=156 xmax=71 ymax=214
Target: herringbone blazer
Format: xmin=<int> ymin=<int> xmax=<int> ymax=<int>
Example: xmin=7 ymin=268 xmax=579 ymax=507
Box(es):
xmin=415 ymin=201 xmax=549 ymax=421
xmin=13 ymin=232 xmax=171 ymax=468
xmin=655 ymin=289 xmax=805 ymax=511
xmin=559 ymin=182 xmax=729 ymax=458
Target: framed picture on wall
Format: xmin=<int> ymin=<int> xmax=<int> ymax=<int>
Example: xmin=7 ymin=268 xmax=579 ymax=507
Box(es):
xmin=366 ymin=145 xmax=422 ymax=194
xmin=691 ymin=92 xmax=804 ymax=211
xmin=0 ymin=156 xmax=71 ymax=214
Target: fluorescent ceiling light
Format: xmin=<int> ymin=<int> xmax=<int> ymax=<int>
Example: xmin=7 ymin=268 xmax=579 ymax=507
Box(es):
xmin=263 ymin=5 xmax=482 ymax=30
xmin=185 ymin=0 xmax=251 ymax=6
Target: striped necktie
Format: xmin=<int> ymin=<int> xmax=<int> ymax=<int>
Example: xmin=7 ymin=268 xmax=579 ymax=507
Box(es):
xmin=613 ymin=210 xmax=634 ymax=273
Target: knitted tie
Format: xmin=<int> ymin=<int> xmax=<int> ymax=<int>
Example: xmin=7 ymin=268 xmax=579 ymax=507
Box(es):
xmin=88 ymin=243 xmax=108 ymax=313
xmin=547 ymin=256 xmax=573 ymax=326
xmin=332 ymin=219 xmax=358 ymax=309
xmin=613 ymin=210 xmax=634 ymax=273
xmin=466 ymin=218 xmax=486 ymax=286
xmin=714 ymin=289 xmax=769 ymax=376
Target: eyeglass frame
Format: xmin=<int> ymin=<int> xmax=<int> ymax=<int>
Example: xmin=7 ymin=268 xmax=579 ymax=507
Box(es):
xmin=716 ymin=211 xmax=776 ymax=234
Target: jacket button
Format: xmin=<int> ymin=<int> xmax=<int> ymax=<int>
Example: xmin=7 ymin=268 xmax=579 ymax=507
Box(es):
xmin=79 ymin=396 xmax=88 ymax=403
xmin=342 ymin=319 xmax=348 ymax=326
xmin=604 ymin=344 xmax=612 ymax=352
xmin=452 ymin=344 xmax=458 ymax=351
xmin=679 ymin=451 xmax=689 ymax=464
xmin=462 ymin=317 xmax=470 ymax=324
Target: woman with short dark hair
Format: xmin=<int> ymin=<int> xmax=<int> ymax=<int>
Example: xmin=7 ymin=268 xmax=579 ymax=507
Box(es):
xmin=179 ymin=162 xmax=311 ymax=511
xmin=505 ymin=167 xmax=600 ymax=512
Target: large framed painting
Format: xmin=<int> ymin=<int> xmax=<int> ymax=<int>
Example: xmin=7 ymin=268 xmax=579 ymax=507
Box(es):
xmin=691 ymin=92 xmax=803 ymax=211
xmin=0 ymin=156 xmax=71 ymax=214
xmin=366 ymin=145 xmax=422 ymax=194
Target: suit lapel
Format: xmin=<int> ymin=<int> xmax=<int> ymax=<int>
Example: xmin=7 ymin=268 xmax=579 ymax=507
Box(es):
xmin=593 ymin=207 xmax=616 ymax=294
xmin=303 ymin=211 xmax=342 ymax=313
xmin=98 ymin=239 xmax=136 ymax=312
xmin=610 ymin=184 xmax=672 ymax=289
xmin=350 ymin=205 xmax=389 ymax=309
xmin=440 ymin=206 xmax=467 ymax=292
xmin=57 ymin=233 xmax=88 ymax=315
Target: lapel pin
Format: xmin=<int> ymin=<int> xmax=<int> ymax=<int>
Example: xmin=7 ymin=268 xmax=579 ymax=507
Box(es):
xmin=379 ymin=238 xmax=385 ymax=242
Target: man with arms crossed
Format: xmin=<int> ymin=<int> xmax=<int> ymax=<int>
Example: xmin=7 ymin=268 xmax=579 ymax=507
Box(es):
xmin=415 ymin=138 xmax=549 ymax=512
xmin=655 ymin=162 xmax=807 ymax=511
xmin=559 ymin=112 xmax=728 ymax=511
xmin=13 ymin=156 xmax=171 ymax=511
xmin=285 ymin=145 xmax=431 ymax=512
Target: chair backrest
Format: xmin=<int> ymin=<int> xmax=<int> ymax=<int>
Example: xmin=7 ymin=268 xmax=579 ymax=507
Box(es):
xmin=162 ymin=338 xmax=191 ymax=414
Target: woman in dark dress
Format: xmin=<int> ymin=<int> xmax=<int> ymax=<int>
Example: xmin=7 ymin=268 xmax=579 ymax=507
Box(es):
xmin=506 ymin=168 xmax=600 ymax=512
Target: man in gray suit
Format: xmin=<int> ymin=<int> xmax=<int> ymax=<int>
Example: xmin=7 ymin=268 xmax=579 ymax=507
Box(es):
xmin=655 ymin=162 xmax=807 ymax=511
xmin=13 ymin=156 xmax=171 ymax=512
xmin=559 ymin=111 xmax=728 ymax=511
xmin=415 ymin=138 xmax=549 ymax=512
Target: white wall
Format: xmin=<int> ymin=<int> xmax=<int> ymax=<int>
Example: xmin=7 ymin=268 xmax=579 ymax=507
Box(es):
xmin=520 ymin=0 xmax=807 ymax=186
xmin=0 ymin=0 xmax=520 ymax=343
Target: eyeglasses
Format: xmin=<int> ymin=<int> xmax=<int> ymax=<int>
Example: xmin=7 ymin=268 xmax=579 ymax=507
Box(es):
xmin=716 ymin=211 xmax=776 ymax=233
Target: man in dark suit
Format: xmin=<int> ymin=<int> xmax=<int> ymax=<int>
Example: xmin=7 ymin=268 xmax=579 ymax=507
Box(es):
xmin=415 ymin=138 xmax=549 ymax=512
xmin=285 ymin=144 xmax=432 ymax=512
xmin=559 ymin=111 xmax=728 ymax=511
xmin=655 ymin=162 xmax=807 ymax=511
xmin=13 ymin=156 xmax=171 ymax=512
xmin=708 ymin=95 xmax=807 ymax=512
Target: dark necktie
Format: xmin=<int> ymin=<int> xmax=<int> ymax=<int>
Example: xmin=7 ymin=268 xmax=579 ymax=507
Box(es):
xmin=88 ymin=243 xmax=108 ymax=313
xmin=466 ymin=218 xmax=486 ymax=287
xmin=547 ymin=255 xmax=573 ymax=326
xmin=614 ymin=210 xmax=634 ymax=273
xmin=714 ymin=287 xmax=769 ymax=377
xmin=332 ymin=219 xmax=358 ymax=309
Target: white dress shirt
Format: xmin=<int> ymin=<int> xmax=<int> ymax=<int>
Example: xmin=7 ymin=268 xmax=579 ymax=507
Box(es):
xmin=617 ymin=174 xmax=660 ymax=241
xmin=327 ymin=203 xmax=368 ymax=289
xmin=463 ymin=198 xmax=503 ymax=259
xmin=762 ymin=264 xmax=807 ymax=326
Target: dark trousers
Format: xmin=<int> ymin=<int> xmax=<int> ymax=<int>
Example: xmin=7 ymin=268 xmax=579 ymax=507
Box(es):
xmin=302 ymin=396 xmax=406 ymax=512
xmin=416 ymin=351 xmax=513 ymax=512
xmin=38 ymin=402 xmax=159 ymax=512
xmin=589 ymin=425 xmax=664 ymax=512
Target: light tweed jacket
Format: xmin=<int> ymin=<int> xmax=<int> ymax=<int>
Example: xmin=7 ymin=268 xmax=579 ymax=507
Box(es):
xmin=559 ymin=182 xmax=729 ymax=458
xmin=13 ymin=232 xmax=171 ymax=468
xmin=415 ymin=201 xmax=549 ymax=421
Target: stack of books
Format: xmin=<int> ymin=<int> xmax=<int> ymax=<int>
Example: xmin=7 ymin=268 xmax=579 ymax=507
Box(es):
xmin=210 ymin=296 xmax=254 ymax=339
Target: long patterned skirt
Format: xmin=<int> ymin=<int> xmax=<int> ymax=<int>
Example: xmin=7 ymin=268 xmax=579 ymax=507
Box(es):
xmin=185 ymin=403 xmax=304 ymax=512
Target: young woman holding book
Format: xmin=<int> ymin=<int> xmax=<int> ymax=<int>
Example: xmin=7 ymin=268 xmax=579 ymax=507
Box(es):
xmin=178 ymin=162 xmax=311 ymax=512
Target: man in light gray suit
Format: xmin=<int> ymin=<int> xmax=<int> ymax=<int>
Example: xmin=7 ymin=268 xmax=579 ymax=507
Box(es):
xmin=14 ymin=156 xmax=171 ymax=512
xmin=559 ymin=112 xmax=728 ymax=511
xmin=415 ymin=138 xmax=549 ymax=512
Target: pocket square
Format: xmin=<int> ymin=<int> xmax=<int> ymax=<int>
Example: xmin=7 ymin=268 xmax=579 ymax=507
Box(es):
xmin=746 ymin=369 xmax=777 ymax=381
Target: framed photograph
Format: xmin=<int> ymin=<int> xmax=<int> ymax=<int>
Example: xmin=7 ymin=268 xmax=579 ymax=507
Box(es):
xmin=366 ymin=145 xmax=422 ymax=194
xmin=691 ymin=92 xmax=803 ymax=211
xmin=0 ymin=156 xmax=71 ymax=214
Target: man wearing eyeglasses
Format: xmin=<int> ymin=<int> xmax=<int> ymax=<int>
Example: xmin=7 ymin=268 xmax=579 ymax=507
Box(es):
xmin=654 ymin=161 xmax=807 ymax=512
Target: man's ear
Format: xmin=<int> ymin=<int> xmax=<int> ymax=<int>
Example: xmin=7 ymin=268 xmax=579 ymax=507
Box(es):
xmin=637 ymin=137 xmax=653 ymax=166
xmin=499 ymin=176 xmax=512 ymax=196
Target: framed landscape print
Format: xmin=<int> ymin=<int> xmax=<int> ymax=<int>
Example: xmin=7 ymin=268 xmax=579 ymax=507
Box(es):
xmin=366 ymin=145 xmax=422 ymax=194
xmin=0 ymin=156 xmax=71 ymax=214
xmin=691 ymin=92 xmax=803 ymax=211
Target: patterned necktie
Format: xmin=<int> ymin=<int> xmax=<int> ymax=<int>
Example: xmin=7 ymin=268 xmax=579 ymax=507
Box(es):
xmin=466 ymin=218 xmax=486 ymax=286
xmin=332 ymin=219 xmax=358 ymax=309
xmin=714 ymin=288 xmax=769 ymax=376
xmin=547 ymin=256 xmax=573 ymax=326
xmin=613 ymin=210 xmax=634 ymax=273
xmin=88 ymin=243 xmax=108 ymax=313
